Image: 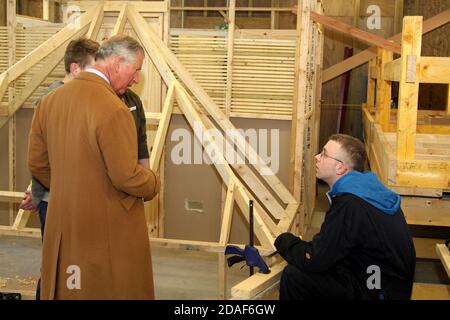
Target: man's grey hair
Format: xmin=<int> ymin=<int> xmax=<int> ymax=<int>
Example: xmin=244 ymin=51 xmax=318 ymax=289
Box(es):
xmin=95 ymin=35 xmax=144 ymax=63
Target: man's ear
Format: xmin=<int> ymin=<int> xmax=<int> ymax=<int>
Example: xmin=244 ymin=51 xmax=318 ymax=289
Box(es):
xmin=69 ymin=62 xmax=81 ymax=76
xmin=336 ymin=162 xmax=348 ymax=176
xmin=113 ymin=56 xmax=124 ymax=73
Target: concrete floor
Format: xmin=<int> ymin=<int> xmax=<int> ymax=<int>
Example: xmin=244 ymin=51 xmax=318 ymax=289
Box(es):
xmin=0 ymin=235 xmax=248 ymax=299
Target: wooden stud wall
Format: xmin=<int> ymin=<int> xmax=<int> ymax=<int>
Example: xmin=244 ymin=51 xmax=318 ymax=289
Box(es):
xmin=0 ymin=1 xmax=318 ymax=299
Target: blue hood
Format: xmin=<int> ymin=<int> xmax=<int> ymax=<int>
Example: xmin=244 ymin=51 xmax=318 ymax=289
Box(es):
xmin=327 ymin=171 xmax=400 ymax=215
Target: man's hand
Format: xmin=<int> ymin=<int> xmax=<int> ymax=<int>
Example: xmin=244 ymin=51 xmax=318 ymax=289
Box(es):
xmin=19 ymin=191 xmax=38 ymax=212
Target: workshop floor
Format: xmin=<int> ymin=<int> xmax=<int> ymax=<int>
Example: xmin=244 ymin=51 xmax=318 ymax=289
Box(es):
xmin=0 ymin=183 xmax=448 ymax=299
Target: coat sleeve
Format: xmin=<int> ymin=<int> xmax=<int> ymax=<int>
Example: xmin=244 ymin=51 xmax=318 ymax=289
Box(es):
xmin=28 ymin=103 xmax=51 ymax=189
xmin=97 ymin=107 xmax=159 ymax=201
xmin=274 ymin=197 xmax=357 ymax=272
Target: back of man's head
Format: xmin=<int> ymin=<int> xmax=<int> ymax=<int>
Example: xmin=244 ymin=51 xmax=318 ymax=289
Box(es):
xmin=329 ymin=134 xmax=366 ymax=172
xmin=95 ymin=35 xmax=144 ymax=64
xmin=64 ymin=37 xmax=100 ymax=74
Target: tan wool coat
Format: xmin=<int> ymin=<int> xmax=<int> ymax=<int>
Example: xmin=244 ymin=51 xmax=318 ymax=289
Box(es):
xmin=28 ymin=72 xmax=160 ymax=299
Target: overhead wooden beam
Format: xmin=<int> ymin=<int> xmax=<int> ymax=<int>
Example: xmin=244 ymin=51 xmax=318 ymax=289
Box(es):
xmin=322 ymin=9 xmax=450 ymax=83
xmin=67 ymin=1 xmax=168 ymax=13
xmin=309 ymin=11 xmax=401 ymax=54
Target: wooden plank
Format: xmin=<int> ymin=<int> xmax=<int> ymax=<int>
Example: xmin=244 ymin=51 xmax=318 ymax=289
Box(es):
xmin=224 ymin=0 xmax=235 ymax=117
xmin=175 ymin=85 xmax=276 ymax=250
xmin=322 ymin=9 xmax=450 ymax=83
xmin=218 ymin=254 xmax=227 ymax=299
xmin=67 ymin=1 xmax=168 ymax=13
xmin=144 ymin=111 xmax=161 ymax=125
xmin=231 ymin=261 xmax=286 ymax=299
xmin=0 ymin=226 xmax=40 ymax=238
xmin=128 ymin=4 xmax=296 ymax=205
xmin=289 ymin=0 xmax=310 ymax=203
xmin=219 ymin=179 xmax=235 ymax=246
xmin=436 ymin=244 xmax=450 ymax=279
xmin=396 ymin=16 xmax=422 ymax=161
xmin=7 ymin=0 xmax=16 ymax=226
xmin=418 ymin=57 xmax=450 ymax=84
xmin=43 ymin=0 xmax=49 ymax=21
xmin=383 ymin=57 xmax=401 ymax=82
xmin=309 ymin=11 xmax=401 ymax=54
xmin=412 ymin=283 xmax=450 ymax=300
xmin=149 ymin=237 xmax=272 ymax=256
xmin=375 ymin=48 xmax=392 ymax=132
xmin=149 ymin=84 xmax=174 ymax=172
xmin=0 ymin=190 xmax=24 ymax=203
xmin=396 ymin=159 xmax=450 ymax=189
xmin=170 ymin=6 xmax=292 ymax=12
xmin=394 ymin=0 xmax=404 ymax=34
xmin=402 ymin=196 xmax=450 ymax=227
xmin=111 ymin=4 xmax=128 ymax=36
xmin=85 ymin=2 xmax=104 ymax=40
xmin=413 ymin=237 xmax=445 ymax=259
xmin=366 ymin=58 xmax=376 ymax=107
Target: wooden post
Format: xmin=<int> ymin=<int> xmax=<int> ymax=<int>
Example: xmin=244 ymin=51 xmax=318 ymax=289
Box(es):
xmin=376 ymin=48 xmax=393 ymax=132
xmin=271 ymin=0 xmax=279 ymax=30
xmin=7 ymin=0 xmax=16 ymax=226
xmin=394 ymin=0 xmax=404 ymax=35
xmin=43 ymin=0 xmax=49 ymax=20
xmin=225 ymin=0 xmax=235 ymax=117
xmin=218 ymin=180 xmax=235 ymax=299
xmin=366 ymin=57 xmax=376 ymax=111
xmin=289 ymin=0 xmax=310 ymax=206
xmin=396 ymin=16 xmax=422 ymax=161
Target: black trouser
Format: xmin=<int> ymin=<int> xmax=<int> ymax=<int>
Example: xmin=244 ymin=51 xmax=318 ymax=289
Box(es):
xmin=279 ymin=264 xmax=360 ymax=300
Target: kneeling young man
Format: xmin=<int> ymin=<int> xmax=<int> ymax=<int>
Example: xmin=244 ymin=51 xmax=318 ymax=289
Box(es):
xmin=275 ymin=134 xmax=415 ymax=300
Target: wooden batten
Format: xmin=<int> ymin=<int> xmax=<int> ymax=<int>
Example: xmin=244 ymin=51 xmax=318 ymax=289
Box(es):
xmin=375 ymin=48 xmax=393 ymax=132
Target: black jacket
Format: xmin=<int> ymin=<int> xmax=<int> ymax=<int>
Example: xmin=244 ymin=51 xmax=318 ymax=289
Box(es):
xmin=275 ymin=193 xmax=416 ymax=299
xmin=119 ymin=89 xmax=149 ymax=160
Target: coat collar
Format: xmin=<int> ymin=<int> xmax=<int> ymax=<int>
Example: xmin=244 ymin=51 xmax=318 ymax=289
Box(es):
xmin=76 ymin=71 xmax=117 ymax=96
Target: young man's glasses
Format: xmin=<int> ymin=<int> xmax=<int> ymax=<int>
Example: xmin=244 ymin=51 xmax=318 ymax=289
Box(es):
xmin=318 ymin=149 xmax=343 ymax=163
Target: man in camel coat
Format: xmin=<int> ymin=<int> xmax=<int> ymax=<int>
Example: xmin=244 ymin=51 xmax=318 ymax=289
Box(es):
xmin=28 ymin=35 xmax=160 ymax=299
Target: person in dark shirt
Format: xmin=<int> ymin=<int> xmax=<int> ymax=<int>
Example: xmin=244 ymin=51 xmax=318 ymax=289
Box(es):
xmin=275 ymin=134 xmax=415 ymax=300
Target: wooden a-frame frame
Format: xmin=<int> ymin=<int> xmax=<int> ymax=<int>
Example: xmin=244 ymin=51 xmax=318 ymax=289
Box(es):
xmin=0 ymin=1 xmax=303 ymax=299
